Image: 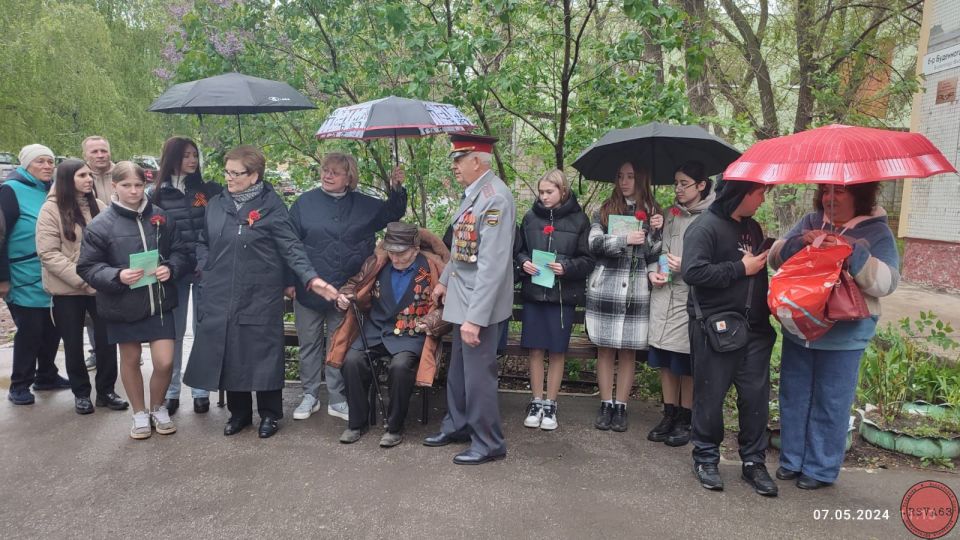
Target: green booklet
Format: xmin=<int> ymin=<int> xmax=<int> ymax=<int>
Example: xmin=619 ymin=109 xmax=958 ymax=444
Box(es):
xmin=608 ymin=214 xmax=643 ymax=237
xmin=129 ymin=249 xmax=159 ymax=289
xmin=531 ymin=249 xmax=557 ymax=289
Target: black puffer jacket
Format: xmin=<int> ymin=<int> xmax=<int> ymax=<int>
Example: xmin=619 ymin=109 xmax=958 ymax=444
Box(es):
xmin=149 ymin=174 xmax=223 ymax=272
xmin=77 ymin=198 xmax=190 ymax=323
xmin=515 ymin=194 xmax=595 ymax=305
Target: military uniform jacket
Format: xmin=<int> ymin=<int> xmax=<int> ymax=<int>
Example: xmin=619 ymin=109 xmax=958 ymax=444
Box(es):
xmin=440 ymin=169 xmax=516 ymax=327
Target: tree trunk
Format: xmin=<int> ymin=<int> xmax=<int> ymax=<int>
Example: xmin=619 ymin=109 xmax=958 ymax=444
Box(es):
xmin=793 ymin=0 xmax=816 ymax=133
xmin=719 ymin=0 xmax=778 ymax=139
xmin=679 ymin=0 xmax=717 ymax=128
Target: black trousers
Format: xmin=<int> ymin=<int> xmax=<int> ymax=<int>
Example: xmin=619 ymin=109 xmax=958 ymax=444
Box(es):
xmin=226 ymin=390 xmax=282 ymax=420
xmin=342 ymin=343 xmax=418 ymax=433
xmin=52 ymin=295 xmax=117 ymax=398
xmin=440 ymin=322 xmax=506 ymax=456
xmin=690 ymin=321 xmax=775 ymax=465
xmin=7 ymin=303 xmax=61 ymax=392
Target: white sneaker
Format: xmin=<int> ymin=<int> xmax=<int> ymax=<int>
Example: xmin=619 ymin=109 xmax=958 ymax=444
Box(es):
xmin=523 ymin=400 xmax=544 ymax=428
xmin=150 ymin=406 xmax=177 ymax=435
xmin=130 ymin=411 xmax=152 ymax=440
xmin=328 ymin=402 xmax=349 ymax=421
xmin=540 ymin=402 xmax=558 ymax=431
xmin=293 ymin=394 xmax=321 ymax=420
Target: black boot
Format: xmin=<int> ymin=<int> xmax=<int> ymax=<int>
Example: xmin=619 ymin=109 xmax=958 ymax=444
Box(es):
xmin=610 ymin=403 xmax=628 ymax=432
xmin=594 ymin=402 xmax=614 ymax=430
xmin=647 ymin=404 xmax=678 ymax=442
xmin=665 ymin=407 xmax=692 ymax=446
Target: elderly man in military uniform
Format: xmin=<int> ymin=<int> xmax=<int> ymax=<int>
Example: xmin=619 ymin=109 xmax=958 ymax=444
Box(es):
xmin=424 ymin=133 xmax=516 ymax=465
xmin=328 ymin=222 xmax=449 ymax=448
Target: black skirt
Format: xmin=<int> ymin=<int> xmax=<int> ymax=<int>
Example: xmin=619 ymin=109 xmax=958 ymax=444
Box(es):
xmin=520 ymin=301 xmax=576 ymax=353
xmin=106 ymin=311 xmax=176 ymax=345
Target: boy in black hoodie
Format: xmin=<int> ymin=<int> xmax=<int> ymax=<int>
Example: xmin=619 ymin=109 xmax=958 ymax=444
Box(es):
xmin=681 ymin=179 xmax=778 ymax=497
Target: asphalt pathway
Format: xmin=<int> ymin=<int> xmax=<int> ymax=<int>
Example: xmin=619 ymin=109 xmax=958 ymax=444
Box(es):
xmin=1 ymin=363 xmax=955 ymax=539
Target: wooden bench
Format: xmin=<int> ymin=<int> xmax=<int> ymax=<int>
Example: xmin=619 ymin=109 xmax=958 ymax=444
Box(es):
xmin=279 ymin=290 xmax=598 ymax=425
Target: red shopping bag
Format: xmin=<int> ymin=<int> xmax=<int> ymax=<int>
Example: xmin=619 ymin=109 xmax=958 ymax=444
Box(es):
xmin=768 ymin=239 xmax=852 ymax=341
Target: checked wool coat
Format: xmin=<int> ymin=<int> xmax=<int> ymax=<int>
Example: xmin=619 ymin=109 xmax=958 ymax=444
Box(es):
xmin=584 ymin=205 xmax=660 ymax=350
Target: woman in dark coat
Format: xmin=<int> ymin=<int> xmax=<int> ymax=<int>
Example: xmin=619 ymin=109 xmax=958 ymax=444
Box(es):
xmin=183 ymin=145 xmax=338 ymax=439
xmin=514 ymin=169 xmax=594 ymax=431
xmin=151 ymin=136 xmax=223 ymax=416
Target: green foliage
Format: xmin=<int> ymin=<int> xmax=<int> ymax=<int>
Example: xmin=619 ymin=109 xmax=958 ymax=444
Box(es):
xmin=858 ymin=313 xmax=960 ymax=424
xmin=0 ymin=0 xmax=187 ymax=157
xmin=920 ymin=456 xmax=956 ymax=470
xmin=900 ymin=311 xmax=960 ymax=353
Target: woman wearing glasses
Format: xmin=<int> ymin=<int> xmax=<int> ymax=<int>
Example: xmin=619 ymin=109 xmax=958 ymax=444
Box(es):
xmin=285 ymin=152 xmax=407 ymax=424
xmin=183 ymin=145 xmax=339 ymax=438
xmin=645 ymin=161 xmax=714 ymax=447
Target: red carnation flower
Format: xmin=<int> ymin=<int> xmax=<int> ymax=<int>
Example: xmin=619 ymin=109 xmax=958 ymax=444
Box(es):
xmin=247 ymin=209 xmax=262 ymax=227
xmin=150 ymin=215 xmax=166 ymax=226
xmin=635 ymin=210 xmax=647 ymax=222
xmin=543 ymin=225 xmax=555 ymax=235
xmin=670 ymin=207 xmax=682 ymax=217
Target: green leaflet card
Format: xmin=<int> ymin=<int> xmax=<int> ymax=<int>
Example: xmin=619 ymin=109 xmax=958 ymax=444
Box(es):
xmin=531 ymin=249 xmax=557 ymax=289
xmin=129 ymin=249 xmax=159 ymax=289
xmin=608 ymin=214 xmax=643 ymax=237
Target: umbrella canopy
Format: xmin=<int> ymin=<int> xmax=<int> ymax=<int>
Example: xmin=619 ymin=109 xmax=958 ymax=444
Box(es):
xmin=722 ymin=124 xmax=957 ymax=185
xmin=148 ymin=72 xmax=316 ymax=115
xmin=315 ymin=96 xmax=474 ymax=140
xmin=571 ymin=122 xmax=741 ymax=184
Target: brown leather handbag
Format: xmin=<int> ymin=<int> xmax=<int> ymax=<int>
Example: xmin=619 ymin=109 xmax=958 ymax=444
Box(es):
xmin=825 ymin=268 xmax=870 ymax=321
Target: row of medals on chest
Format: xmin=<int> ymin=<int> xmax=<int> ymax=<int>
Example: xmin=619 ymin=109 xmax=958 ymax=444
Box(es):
xmin=454 ymin=210 xmax=479 ymax=263
xmin=372 ymin=270 xmax=432 ymax=336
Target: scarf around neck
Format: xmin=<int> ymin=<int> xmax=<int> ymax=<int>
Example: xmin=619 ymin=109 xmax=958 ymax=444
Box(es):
xmin=230 ymin=181 xmax=264 ymax=209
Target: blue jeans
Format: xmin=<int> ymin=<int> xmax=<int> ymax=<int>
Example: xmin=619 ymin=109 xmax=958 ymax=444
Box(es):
xmin=778 ymin=338 xmax=862 ymax=483
xmin=166 ymin=275 xmax=208 ymax=400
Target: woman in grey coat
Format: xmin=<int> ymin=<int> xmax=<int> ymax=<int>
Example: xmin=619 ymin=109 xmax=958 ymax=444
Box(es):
xmin=183 ymin=146 xmax=338 ymax=439
xmin=585 ymin=162 xmax=662 ymax=433
xmin=645 ymin=161 xmax=715 ymax=447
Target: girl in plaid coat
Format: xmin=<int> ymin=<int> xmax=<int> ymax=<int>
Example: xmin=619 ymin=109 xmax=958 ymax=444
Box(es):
xmin=585 ymin=162 xmax=662 ymax=432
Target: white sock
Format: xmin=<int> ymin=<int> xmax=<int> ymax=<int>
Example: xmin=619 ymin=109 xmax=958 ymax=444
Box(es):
xmin=602 ymin=399 xmax=614 ymax=405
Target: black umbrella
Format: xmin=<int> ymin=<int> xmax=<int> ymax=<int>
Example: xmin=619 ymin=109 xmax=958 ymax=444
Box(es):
xmin=148 ymin=72 xmax=316 ymax=142
xmin=572 ymin=122 xmax=741 ymax=184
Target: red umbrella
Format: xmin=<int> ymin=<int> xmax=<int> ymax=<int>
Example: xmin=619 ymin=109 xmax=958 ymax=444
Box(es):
xmin=723 ymin=124 xmax=956 ymax=185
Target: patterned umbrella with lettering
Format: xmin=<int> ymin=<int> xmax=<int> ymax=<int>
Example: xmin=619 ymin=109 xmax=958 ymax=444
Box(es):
xmin=315 ymin=96 xmax=475 ymax=140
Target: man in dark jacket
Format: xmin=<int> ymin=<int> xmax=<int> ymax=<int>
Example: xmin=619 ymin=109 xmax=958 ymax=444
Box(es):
xmin=286 ymin=153 xmax=406 ymax=423
xmin=681 ymin=179 xmax=778 ymax=497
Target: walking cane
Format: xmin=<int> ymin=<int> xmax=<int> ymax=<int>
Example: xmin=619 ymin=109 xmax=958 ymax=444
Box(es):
xmin=350 ymin=300 xmax=388 ymax=426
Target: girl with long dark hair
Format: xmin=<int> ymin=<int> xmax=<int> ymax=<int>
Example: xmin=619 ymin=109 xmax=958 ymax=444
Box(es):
xmin=36 ymin=159 xmax=128 ymax=414
xmin=151 ymin=137 xmax=222 ymax=416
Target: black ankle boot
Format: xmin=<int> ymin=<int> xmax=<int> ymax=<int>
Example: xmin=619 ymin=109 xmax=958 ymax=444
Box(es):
xmin=665 ymin=407 xmax=692 ymax=446
xmin=610 ymin=403 xmax=628 ymax=432
xmin=647 ymin=404 xmax=678 ymax=442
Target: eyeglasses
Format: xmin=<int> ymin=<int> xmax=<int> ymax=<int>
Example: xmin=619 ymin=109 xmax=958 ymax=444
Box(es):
xmin=673 ymin=181 xmax=696 ymax=192
xmin=224 ymin=169 xmax=250 ymax=179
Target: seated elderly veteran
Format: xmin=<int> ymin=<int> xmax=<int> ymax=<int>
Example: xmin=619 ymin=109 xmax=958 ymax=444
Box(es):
xmin=328 ymin=222 xmax=450 ymax=447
